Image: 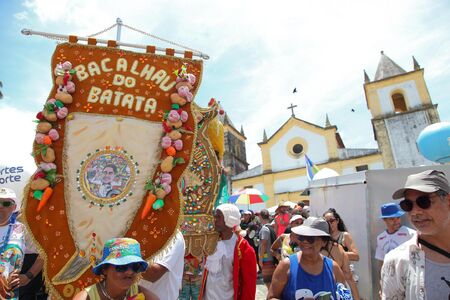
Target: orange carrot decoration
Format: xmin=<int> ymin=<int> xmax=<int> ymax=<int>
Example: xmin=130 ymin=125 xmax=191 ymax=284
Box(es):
xmin=37 ymin=187 xmax=53 ymax=212
xmin=43 ymin=136 xmax=52 ymax=145
xmin=166 ymin=146 xmax=176 ymax=156
xmin=141 ymin=193 xmax=156 ymax=220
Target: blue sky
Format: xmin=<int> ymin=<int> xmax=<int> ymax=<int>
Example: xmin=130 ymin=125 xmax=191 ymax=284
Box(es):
xmin=1 ymin=0 xmax=450 ymax=174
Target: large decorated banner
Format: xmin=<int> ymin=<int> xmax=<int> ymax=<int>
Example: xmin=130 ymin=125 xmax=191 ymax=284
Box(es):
xmin=23 ymin=41 xmax=221 ymax=298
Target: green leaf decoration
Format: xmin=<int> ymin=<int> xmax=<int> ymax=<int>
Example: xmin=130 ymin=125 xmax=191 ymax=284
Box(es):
xmin=171 ymin=104 xmax=180 ymax=110
xmin=44 ymin=103 xmax=55 ymax=113
xmin=55 ymin=100 xmax=64 ymax=108
xmin=31 ymin=145 xmax=47 ymax=157
xmin=173 ymin=157 xmax=186 ymax=165
xmin=41 ymin=145 xmax=48 ymax=156
xmin=152 ymin=199 xmax=164 ymax=210
xmin=33 ymin=190 xmax=43 ymax=200
xmin=144 ymin=182 xmax=155 ymax=192
xmin=45 ymin=169 xmax=57 ymax=185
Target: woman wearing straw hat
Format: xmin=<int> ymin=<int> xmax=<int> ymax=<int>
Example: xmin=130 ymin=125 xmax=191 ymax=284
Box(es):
xmin=74 ymin=238 xmax=158 ymax=300
xmin=274 ymin=203 xmax=291 ymax=237
xmin=267 ymin=217 xmax=346 ymax=300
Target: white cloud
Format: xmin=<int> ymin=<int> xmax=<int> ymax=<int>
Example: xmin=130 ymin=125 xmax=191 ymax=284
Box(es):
xmin=0 ymin=104 xmax=36 ymax=173
xmin=15 ymin=0 xmax=450 ymax=168
xmin=14 ymin=11 xmax=29 ymax=20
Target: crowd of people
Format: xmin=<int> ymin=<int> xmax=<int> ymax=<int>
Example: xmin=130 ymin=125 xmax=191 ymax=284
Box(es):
xmin=0 ymin=168 xmax=448 ymax=299
xmin=228 ymin=169 xmax=449 ymax=299
xmin=236 ymin=202 xmax=359 ymax=299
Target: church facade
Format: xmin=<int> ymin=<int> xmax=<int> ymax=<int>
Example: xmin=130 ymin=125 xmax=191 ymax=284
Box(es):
xmin=219 ymin=112 xmax=249 ymax=176
xmin=231 ymin=52 xmax=441 ymax=207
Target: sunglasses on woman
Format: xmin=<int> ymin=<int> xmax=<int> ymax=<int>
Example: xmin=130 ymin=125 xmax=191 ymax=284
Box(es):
xmin=114 ymin=263 xmax=145 ymax=273
xmin=399 ymin=194 xmax=438 ymax=212
xmin=0 ymin=201 xmax=14 ymax=208
xmin=295 ymin=235 xmax=317 ymax=244
xmin=326 ymin=218 xmax=337 ymax=224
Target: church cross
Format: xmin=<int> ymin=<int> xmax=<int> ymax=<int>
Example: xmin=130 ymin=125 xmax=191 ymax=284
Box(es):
xmin=287 ymin=103 xmax=297 ymax=117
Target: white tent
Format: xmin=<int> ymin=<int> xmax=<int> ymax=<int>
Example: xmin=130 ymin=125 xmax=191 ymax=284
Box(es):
xmin=313 ymin=167 xmax=339 ymax=180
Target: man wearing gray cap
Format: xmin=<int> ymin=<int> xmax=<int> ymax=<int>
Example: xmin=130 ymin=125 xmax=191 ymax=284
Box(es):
xmin=381 ymin=170 xmax=450 ymax=300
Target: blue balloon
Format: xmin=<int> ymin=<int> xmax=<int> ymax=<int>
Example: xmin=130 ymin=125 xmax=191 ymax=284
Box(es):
xmin=416 ymin=122 xmax=450 ymax=163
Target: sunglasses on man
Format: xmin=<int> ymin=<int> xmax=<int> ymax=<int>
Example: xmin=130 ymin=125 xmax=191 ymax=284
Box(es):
xmin=113 ymin=263 xmax=145 ymax=273
xmin=0 ymin=201 xmax=14 ymax=208
xmin=399 ymin=194 xmax=440 ymax=212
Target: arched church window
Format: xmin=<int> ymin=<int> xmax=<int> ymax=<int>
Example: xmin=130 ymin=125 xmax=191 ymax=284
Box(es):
xmin=392 ymin=93 xmax=407 ymax=113
xmin=234 ymin=144 xmax=240 ymax=156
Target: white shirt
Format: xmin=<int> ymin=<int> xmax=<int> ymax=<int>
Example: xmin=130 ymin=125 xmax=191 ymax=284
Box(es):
xmin=375 ymin=225 xmax=415 ymax=261
xmin=0 ymin=221 xmax=24 ymax=279
xmin=141 ymin=231 xmax=185 ymax=300
xmin=204 ymin=234 xmax=237 ymax=300
xmin=380 ymin=234 xmax=450 ymax=300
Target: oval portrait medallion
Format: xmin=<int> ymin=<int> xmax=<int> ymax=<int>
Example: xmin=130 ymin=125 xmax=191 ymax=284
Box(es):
xmin=77 ymin=148 xmax=138 ymax=206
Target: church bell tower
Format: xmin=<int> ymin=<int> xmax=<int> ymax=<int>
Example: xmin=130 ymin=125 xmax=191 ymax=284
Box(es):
xmin=363 ymin=51 xmax=440 ymax=168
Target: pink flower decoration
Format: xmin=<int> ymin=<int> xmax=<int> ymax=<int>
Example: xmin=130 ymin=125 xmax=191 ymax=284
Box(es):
xmin=161 ymin=183 xmax=172 ymax=194
xmin=62 ymin=61 xmax=72 ymax=70
xmin=168 ymin=110 xmax=180 ymax=123
xmin=54 ymin=64 xmax=64 ymax=76
xmin=48 ymin=129 xmax=59 ymax=141
xmin=173 ymin=139 xmax=183 ymax=151
xmin=161 ymin=136 xmax=172 ymax=149
xmin=185 ymin=92 xmax=193 ymax=102
xmin=160 ymin=173 xmax=172 ymax=185
xmin=57 ymin=107 xmax=68 ymax=119
xmin=180 ymin=111 xmax=188 ymax=123
xmin=186 ymin=74 xmax=196 ymax=85
xmin=35 ymin=133 xmax=46 ymax=144
xmin=178 ymin=85 xmax=189 ymax=97
xmin=178 ymin=86 xmax=193 ymax=102
xmin=47 ymin=98 xmax=56 ymax=105
xmin=40 ymin=162 xmax=56 ymax=171
xmin=65 ymin=81 xmax=76 ymax=94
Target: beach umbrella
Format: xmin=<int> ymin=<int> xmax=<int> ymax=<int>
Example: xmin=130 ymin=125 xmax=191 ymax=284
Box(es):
xmin=227 ymin=188 xmax=269 ymax=205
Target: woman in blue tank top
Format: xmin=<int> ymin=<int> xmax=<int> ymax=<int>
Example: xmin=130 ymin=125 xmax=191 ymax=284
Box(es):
xmin=267 ymin=217 xmax=346 ymax=300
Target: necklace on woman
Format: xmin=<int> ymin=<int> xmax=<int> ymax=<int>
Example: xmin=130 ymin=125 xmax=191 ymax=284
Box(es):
xmin=99 ymin=280 xmax=129 ymax=300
